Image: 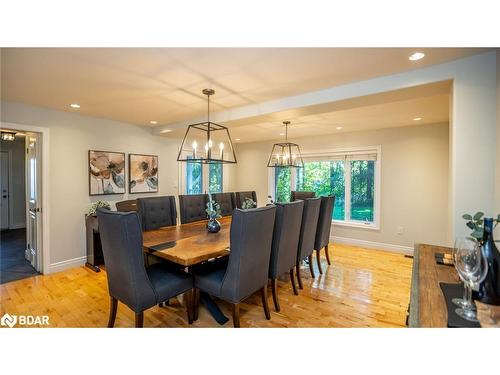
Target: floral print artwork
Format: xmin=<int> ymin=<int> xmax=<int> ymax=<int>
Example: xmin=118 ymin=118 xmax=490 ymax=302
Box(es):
xmin=129 ymin=154 xmax=158 ymax=193
xmin=89 ymin=150 xmax=125 ymax=195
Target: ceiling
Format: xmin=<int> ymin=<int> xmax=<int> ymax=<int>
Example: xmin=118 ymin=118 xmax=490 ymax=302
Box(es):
xmin=0 ymin=48 xmax=482 ymax=128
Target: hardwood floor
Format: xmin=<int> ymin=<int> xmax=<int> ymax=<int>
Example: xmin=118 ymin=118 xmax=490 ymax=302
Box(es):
xmin=0 ymin=244 xmax=413 ymax=328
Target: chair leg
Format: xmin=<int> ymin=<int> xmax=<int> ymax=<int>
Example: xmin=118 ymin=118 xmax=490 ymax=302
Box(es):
xmin=296 ymin=263 xmax=303 ymax=289
xmin=308 ymin=255 xmax=316 ymax=278
xmin=184 ymin=290 xmax=194 ymax=325
xmin=290 ymin=269 xmax=299 ymax=296
xmin=325 ymin=244 xmax=331 ymax=265
xmin=193 ymin=288 xmax=199 ymax=321
xmin=316 ymin=249 xmax=323 ymax=274
xmin=271 ymin=278 xmax=280 ymax=312
xmin=260 ymin=286 xmax=271 ymax=320
xmin=232 ymin=303 xmax=241 ymax=328
xmin=107 ymin=296 xmax=118 ymax=328
xmin=135 ymin=312 xmax=144 ymax=328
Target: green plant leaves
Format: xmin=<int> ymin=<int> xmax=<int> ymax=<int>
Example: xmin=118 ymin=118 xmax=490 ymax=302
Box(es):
xmin=462 ymin=214 xmax=472 ymax=220
xmin=473 ymin=211 xmax=484 ymax=220
xmin=466 ymin=221 xmax=475 ymax=230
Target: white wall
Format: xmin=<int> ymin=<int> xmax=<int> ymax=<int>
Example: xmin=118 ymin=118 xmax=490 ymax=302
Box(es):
xmin=0 ymin=135 xmax=26 ymax=228
xmin=1 ymin=101 xmax=181 ymax=270
xmin=234 ymin=123 xmax=450 ymax=249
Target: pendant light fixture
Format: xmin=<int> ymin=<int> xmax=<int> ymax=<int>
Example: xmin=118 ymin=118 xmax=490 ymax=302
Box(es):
xmin=1 ymin=131 xmax=16 ymax=142
xmin=267 ymin=121 xmax=304 ymax=168
xmin=177 ymin=89 xmax=237 ymax=164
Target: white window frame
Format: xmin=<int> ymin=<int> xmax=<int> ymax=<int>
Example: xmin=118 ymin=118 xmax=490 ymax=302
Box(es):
xmin=268 ymin=145 xmax=381 ymax=230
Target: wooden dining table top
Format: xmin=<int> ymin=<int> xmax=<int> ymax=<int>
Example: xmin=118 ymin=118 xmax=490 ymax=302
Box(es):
xmin=142 ymin=216 xmax=231 ymax=267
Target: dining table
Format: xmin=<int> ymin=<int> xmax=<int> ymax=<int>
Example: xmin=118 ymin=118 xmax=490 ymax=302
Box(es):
xmin=142 ymin=216 xmax=232 ymax=324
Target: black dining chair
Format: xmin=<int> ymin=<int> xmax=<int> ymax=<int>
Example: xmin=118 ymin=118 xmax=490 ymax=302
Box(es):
xmin=115 ymin=199 xmax=138 ymax=212
xmin=193 ymin=206 xmax=277 ymax=327
xmin=235 ymin=191 xmax=258 ymax=208
xmin=268 ymin=200 xmax=304 ymax=311
xmin=313 ymin=196 xmax=335 ymax=274
xmin=179 ymin=194 xmax=208 ymax=224
xmin=137 ymin=196 xmax=177 ymax=230
xmin=97 ymin=209 xmax=194 ymax=328
xmin=291 ymin=191 xmax=316 ymax=201
xmin=295 ymin=197 xmax=321 ymax=288
xmin=211 ymin=192 xmax=236 ymax=217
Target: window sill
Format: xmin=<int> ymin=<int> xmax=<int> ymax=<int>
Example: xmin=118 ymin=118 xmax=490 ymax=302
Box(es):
xmin=332 ymin=220 xmax=380 ymax=231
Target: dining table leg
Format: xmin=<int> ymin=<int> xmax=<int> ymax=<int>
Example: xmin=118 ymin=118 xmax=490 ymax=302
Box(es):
xmin=189 ymin=265 xmax=230 ymax=326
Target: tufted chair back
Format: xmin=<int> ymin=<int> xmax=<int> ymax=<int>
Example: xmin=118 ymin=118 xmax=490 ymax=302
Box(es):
xmin=211 ymin=192 xmax=236 ymax=217
xmin=178 ymin=194 xmax=209 ymax=224
xmin=137 ymin=196 xmax=177 ymax=231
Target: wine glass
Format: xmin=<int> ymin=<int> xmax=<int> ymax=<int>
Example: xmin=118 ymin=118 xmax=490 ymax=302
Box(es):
xmin=452 ymin=238 xmax=473 ymax=308
xmin=454 ymin=240 xmax=488 ymax=322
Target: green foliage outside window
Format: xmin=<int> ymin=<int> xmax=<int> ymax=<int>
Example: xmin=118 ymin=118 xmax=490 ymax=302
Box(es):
xmin=275 ymin=167 xmax=291 ymax=203
xmin=350 ymin=160 xmax=374 ymax=222
xmin=186 ymin=158 xmax=202 ymax=195
xmin=295 ymin=161 xmax=345 ymax=220
xmin=209 ymin=162 xmax=223 ymax=193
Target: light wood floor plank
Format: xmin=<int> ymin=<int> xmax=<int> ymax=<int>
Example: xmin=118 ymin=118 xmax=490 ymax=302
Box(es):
xmin=0 ymin=244 xmax=413 ymax=328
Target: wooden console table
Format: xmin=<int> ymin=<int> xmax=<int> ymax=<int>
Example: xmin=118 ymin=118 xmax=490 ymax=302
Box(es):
xmin=85 ymin=215 xmax=104 ymax=272
xmin=409 ymin=243 xmax=500 ymax=328
xmin=409 ymin=243 xmax=459 ymax=327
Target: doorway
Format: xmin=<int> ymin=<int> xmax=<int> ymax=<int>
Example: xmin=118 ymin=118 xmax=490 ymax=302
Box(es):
xmin=0 ymin=127 xmax=43 ymax=283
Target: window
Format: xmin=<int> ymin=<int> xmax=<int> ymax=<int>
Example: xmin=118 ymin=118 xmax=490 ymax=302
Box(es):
xmin=272 ymin=146 xmax=380 ymax=229
xmin=274 ymin=167 xmax=291 ymax=202
xmin=208 ymin=162 xmax=223 ymax=193
xmin=186 ymin=157 xmax=203 ymax=195
xmin=296 ymin=160 xmax=345 ymax=220
xmin=183 ymin=157 xmax=224 ymax=195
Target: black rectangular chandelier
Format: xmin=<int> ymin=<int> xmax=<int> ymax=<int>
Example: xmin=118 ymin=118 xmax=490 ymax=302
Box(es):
xmin=267 ymin=121 xmax=304 ymax=168
xmin=177 ymin=89 xmax=237 ymax=164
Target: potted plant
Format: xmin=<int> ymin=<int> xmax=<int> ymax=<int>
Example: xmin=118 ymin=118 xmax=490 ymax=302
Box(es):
xmin=86 ymin=201 xmax=111 ymax=217
xmin=241 ymin=197 xmax=257 ymax=209
xmin=206 ymin=193 xmax=222 ymax=233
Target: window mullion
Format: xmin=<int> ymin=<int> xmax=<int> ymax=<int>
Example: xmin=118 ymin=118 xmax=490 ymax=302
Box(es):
xmin=344 ymin=159 xmax=351 ymax=222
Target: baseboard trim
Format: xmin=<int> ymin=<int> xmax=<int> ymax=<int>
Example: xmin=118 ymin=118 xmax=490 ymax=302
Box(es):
xmin=331 ymin=236 xmax=414 ymax=255
xmin=47 ymin=256 xmax=87 ymax=274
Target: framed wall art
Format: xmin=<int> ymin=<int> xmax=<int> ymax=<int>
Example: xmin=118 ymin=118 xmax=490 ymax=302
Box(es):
xmin=88 ymin=150 xmax=126 ymax=195
xmin=128 ymin=153 xmax=158 ymax=193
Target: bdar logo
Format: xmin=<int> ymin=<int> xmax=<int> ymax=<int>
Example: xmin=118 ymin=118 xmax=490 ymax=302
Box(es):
xmin=1 ymin=313 xmax=17 ymax=328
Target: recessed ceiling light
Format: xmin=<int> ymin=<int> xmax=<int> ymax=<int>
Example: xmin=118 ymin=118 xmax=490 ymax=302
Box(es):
xmin=160 ymin=129 xmax=172 ymax=134
xmin=149 ymin=120 xmax=158 ymax=124
xmin=336 ymin=126 xmax=343 ymax=130
xmin=70 ymin=103 xmax=80 ymax=109
xmin=413 ymin=117 xmax=422 ymax=121
xmin=235 ymin=138 xmax=241 ymax=141
xmin=279 ymin=133 xmax=285 ymax=136
xmin=409 ymin=52 xmax=425 ymax=61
